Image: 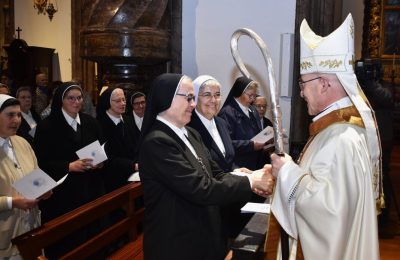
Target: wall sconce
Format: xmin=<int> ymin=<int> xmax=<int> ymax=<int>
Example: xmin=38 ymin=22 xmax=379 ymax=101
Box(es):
xmin=33 ymin=0 xmax=58 ymax=21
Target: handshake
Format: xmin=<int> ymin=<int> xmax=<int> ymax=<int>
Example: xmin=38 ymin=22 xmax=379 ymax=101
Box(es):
xmin=248 ymin=165 xmax=275 ymax=196
xmin=233 ymin=152 xmax=293 ymax=196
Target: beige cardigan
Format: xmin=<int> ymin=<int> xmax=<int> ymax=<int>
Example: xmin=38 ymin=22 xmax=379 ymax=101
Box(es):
xmin=0 ymin=135 xmax=41 ymax=258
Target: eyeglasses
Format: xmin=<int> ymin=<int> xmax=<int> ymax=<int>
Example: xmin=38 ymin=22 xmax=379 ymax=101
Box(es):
xmin=255 ymin=104 xmax=267 ymax=109
xmin=244 ymin=92 xmax=257 ymax=100
xmin=298 ymin=77 xmax=321 ymax=91
xmin=133 ymin=101 xmax=146 ymax=107
xmin=198 ymin=92 xmax=221 ymax=100
xmin=111 ymin=98 xmax=126 ymax=104
xmin=176 ymin=92 xmax=196 ymax=103
xmin=65 ymin=95 xmax=83 ymax=102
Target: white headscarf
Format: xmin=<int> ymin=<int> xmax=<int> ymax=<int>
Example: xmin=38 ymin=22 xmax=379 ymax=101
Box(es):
xmin=0 ymin=94 xmax=14 ymax=109
xmin=192 ymin=75 xmax=220 ymax=103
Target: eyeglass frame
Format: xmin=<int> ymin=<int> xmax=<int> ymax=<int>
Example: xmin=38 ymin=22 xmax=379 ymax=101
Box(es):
xmin=176 ymin=92 xmax=196 ymax=103
xmin=133 ymin=100 xmax=146 ymax=107
xmin=254 ymin=104 xmax=267 ymax=109
xmin=298 ymin=77 xmax=321 ymax=91
xmin=243 ymin=92 xmax=257 ymax=100
xmin=198 ymin=92 xmax=221 ymax=100
xmin=65 ymin=95 xmax=83 ymax=102
xmin=111 ymin=98 xmax=127 ymax=104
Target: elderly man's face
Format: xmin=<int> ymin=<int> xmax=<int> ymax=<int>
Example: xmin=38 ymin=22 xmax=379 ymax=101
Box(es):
xmin=36 ymin=74 xmax=48 ymax=87
xmin=254 ymin=97 xmax=267 ymax=118
xmin=0 ymin=105 xmax=21 ymax=138
xmin=17 ymin=90 xmax=32 ymax=113
xmin=163 ymin=79 xmax=196 ymax=128
xmin=299 ymin=74 xmax=322 ymax=116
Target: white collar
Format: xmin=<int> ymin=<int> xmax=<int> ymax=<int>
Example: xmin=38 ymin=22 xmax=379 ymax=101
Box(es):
xmin=21 ymin=110 xmax=32 ymax=117
xmin=106 ymin=111 xmax=123 ymax=125
xmin=0 ymin=136 xmax=10 ymax=148
xmin=195 ymin=109 xmax=216 ymax=129
xmin=62 ymin=108 xmax=81 ymax=126
xmin=156 ymin=115 xmax=188 ymax=138
xmin=234 ymin=98 xmax=250 ymax=117
xmin=133 ymin=111 xmax=143 ymax=120
xmin=313 ymin=96 xmax=353 ymax=122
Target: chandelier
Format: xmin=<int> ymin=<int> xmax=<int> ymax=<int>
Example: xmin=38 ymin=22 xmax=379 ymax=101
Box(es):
xmin=33 ymin=0 xmax=58 ymax=21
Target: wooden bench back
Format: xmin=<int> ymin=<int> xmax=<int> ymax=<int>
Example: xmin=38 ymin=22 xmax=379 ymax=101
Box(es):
xmin=12 ymin=182 xmax=144 ymax=260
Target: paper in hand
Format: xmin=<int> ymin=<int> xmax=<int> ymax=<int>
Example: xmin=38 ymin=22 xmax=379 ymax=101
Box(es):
xmin=251 ymin=126 xmax=274 ymax=144
xmin=12 ymin=168 xmax=68 ymax=200
xmin=76 ymin=140 xmax=108 ymax=166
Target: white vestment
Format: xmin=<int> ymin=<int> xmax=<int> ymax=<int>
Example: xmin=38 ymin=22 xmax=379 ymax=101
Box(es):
xmin=271 ymin=109 xmax=379 ymax=260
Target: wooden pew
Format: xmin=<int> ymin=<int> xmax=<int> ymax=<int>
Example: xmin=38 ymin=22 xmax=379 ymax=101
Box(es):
xmin=12 ymin=182 xmax=144 ymax=260
xmin=230 ymin=198 xmax=280 ymax=260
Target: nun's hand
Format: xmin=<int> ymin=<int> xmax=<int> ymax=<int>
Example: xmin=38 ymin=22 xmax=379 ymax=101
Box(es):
xmin=69 ymin=159 xmax=94 ymax=172
xmin=253 ymin=141 xmax=265 ymax=151
xmin=12 ymin=196 xmax=39 ymax=210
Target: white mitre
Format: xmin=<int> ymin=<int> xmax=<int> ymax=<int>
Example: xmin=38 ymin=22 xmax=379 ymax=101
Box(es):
xmin=300 ymin=13 xmax=383 ymax=208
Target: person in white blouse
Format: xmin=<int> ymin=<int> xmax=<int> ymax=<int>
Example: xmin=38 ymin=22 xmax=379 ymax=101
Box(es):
xmin=0 ymin=94 xmax=51 ymax=259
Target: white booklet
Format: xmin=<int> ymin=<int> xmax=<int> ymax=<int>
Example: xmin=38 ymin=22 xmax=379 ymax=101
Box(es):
xmin=76 ymin=140 xmax=108 ymax=166
xmin=12 ymin=168 xmax=68 ymax=200
xmin=241 ymin=202 xmax=271 ymax=214
xmin=127 ymin=171 xmax=140 ymax=182
xmin=251 ymin=126 xmax=274 ymax=144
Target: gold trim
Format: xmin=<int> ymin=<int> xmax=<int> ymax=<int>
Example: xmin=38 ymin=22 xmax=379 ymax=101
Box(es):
xmin=367 ymin=0 xmax=382 ymax=58
xmin=318 ymin=59 xmax=343 ymax=69
xmin=300 ymin=61 xmax=312 ymax=70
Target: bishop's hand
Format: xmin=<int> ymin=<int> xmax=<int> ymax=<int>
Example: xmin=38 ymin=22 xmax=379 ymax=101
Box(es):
xmin=270 ymin=153 xmax=292 ymax=177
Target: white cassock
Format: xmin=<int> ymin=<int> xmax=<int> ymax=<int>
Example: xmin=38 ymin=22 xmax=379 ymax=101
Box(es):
xmin=271 ymin=106 xmax=379 ymax=260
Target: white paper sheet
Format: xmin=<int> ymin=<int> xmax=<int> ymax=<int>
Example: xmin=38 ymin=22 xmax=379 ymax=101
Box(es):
xmin=241 ymin=202 xmax=271 ymax=214
xmin=251 ymin=126 xmax=274 ymax=143
xmin=12 ymin=168 xmax=68 ymax=200
xmin=127 ymin=171 xmax=140 ymax=182
xmin=75 ymin=140 xmax=108 ymax=166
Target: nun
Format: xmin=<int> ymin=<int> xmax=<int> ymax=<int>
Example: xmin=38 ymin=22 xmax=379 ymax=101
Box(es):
xmin=0 ymin=94 xmax=50 ymax=259
xmin=96 ymin=87 xmax=139 ymax=193
xmin=188 ymin=75 xmax=259 ymax=239
xmin=33 ymin=82 xmax=105 ymax=259
xmin=187 ymin=75 xmax=236 ymax=173
xmin=138 ymin=73 xmax=275 ymax=260
xmin=218 ymin=76 xmax=268 ymax=170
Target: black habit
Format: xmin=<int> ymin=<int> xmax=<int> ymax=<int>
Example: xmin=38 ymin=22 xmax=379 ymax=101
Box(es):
xmin=139 ymin=121 xmax=252 ymax=259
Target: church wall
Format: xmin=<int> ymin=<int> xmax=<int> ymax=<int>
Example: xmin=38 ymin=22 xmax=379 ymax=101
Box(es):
xmin=14 ymin=0 xmax=71 ymax=81
xmin=342 ymin=0 xmax=364 ymax=60
xmin=182 ymin=0 xmax=296 ymax=151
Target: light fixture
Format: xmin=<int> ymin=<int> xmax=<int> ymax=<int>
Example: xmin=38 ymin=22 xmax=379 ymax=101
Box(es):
xmin=33 ymin=0 xmax=58 ymax=21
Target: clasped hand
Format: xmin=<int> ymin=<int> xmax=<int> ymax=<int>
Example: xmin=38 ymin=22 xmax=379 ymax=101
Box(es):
xmin=250 ymin=165 xmax=275 ymax=196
